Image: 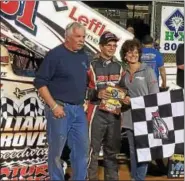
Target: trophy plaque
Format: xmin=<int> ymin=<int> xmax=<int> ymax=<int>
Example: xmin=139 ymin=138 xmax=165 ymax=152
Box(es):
xmin=99 ymin=86 xmax=127 ymax=115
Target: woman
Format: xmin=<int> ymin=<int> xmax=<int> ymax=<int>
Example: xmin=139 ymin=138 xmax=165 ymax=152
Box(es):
xmin=120 ymin=39 xmax=159 ymax=181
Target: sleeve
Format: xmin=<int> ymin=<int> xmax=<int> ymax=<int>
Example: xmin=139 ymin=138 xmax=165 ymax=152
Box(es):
xmin=156 ymin=51 xmax=164 ymax=68
xmin=34 ymin=51 xmax=58 ymax=89
xmin=146 ymin=67 xmax=160 ymax=94
xmin=176 ymin=44 xmax=184 ymax=66
xmin=87 ymin=64 xmax=99 ymax=101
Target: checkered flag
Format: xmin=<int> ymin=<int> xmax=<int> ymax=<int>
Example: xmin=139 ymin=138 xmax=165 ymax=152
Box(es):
xmin=1 ymin=97 xmax=45 ymax=118
xmin=0 ymin=97 xmax=18 ymax=118
xmin=19 ymin=97 xmax=45 ymax=117
xmin=131 ymin=89 xmax=184 ymax=162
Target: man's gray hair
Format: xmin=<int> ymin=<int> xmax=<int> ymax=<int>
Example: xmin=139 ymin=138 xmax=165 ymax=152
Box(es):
xmin=65 ymin=22 xmax=85 ymax=38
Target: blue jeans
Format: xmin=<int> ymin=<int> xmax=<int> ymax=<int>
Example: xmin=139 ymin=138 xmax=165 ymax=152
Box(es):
xmin=126 ymin=129 xmax=148 ymax=181
xmin=45 ymin=104 xmax=89 ymax=180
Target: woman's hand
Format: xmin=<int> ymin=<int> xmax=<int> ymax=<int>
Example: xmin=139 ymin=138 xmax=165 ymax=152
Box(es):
xmin=122 ymin=96 xmax=131 ymax=105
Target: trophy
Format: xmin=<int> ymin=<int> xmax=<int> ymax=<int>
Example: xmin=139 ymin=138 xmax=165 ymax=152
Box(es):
xmin=99 ymin=86 xmax=127 ymax=115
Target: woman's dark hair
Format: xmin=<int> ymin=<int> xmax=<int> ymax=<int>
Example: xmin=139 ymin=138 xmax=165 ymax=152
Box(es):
xmin=120 ymin=38 xmax=142 ymax=62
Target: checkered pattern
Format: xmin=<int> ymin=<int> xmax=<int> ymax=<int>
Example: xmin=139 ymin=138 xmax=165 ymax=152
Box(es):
xmin=1 ymin=97 xmax=45 ymax=118
xmin=131 ymin=89 xmax=184 ymax=162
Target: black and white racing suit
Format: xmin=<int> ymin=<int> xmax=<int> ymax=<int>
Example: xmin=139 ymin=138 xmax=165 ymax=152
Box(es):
xmin=87 ymin=56 xmax=126 ymax=180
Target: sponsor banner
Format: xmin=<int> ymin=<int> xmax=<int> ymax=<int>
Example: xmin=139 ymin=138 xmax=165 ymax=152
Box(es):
xmin=168 ymin=154 xmax=184 ymax=178
xmin=0 ymin=1 xmax=133 ymax=60
xmin=0 ymin=79 xmax=48 ymax=180
xmin=160 ymin=6 xmax=184 ymax=53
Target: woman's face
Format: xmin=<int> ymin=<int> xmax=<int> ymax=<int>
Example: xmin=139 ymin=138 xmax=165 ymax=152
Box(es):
xmin=125 ymin=47 xmax=139 ymax=64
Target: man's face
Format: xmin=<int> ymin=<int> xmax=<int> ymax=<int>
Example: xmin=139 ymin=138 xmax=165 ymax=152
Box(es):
xmin=67 ymin=27 xmax=86 ymax=51
xmin=100 ymin=41 xmax=117 ymax=59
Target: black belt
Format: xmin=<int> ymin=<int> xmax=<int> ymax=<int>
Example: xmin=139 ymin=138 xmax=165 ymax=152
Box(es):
xmin=55 ymin=100 xmax=83 ymax=106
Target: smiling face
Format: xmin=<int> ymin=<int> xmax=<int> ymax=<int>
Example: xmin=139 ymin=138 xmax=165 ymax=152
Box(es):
xmin=120 ymin=39 xmax=142 ymax=64
xmin=99 ymin=41 xmax=117 ymax=59
xmin=125 ymin=47 xmax=140 ymax=64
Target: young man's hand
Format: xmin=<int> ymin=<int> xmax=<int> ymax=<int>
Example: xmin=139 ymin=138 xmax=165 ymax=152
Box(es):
xmin=98 ymin=89 xmax=112 ymax=100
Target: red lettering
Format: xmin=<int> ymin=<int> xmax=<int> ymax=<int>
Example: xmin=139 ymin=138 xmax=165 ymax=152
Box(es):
xmin=12 ymin=167 xmax=19 ymax=177
xmin=69 ymin=6 xmax=77 ymax=21
xmin=109 ymin=75 xmax=120 ymax=81
xmin=27 ymin=176 xmax=34 ymax=180
xmin=20 ymin=166 xmax=29 ymax=177
xmin=69 ymin=6 xmax=106 ymax=36
xmin=19 ymin=165 xmax=36 ymax=177
xmin=28 ymin=165 xmax=36 ymax=176
xmin=93 ymin=21 xmax=102 ymax=34
xmin=97 ymin=75 xmax=108 ymax=82
xmin=98 ymin=24 xmax=106 ymax=36
xmin=35 ymin=165 xmax=48 ymax=176
xmin=78 ymin=15 xmax=88 ymax=26
xmin=89 ymin=19 xmax=102 ymax=34
xmin=88 ymin=19 xmax=97 ymax=31
xmin=0 ymin=167 xmax=11 ymax=177
xmin=17 ymin=1 xmax=37 ymax=32
xmin=0 ymin=1 xmax=20 ymax=15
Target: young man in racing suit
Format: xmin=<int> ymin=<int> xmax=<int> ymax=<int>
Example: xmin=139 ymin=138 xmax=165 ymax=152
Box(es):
xmin=87 ymin=32 xmax=126 ymax=180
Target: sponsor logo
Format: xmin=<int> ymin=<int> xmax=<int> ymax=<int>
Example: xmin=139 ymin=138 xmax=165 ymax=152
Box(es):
xmin=163 ymin=8 xmax=184 ymax=51
xmin=0 ymin=1 xmax=106 ymax=37
xmin=165 ymin=9 xmax=184 ymax=39
xmin=0 ymin=1 xmax=39 ymax=35
xmin=135 ymin=76 xmax=145 ymax=80
xmin=152 ymin=111 xmax=169 ymax=139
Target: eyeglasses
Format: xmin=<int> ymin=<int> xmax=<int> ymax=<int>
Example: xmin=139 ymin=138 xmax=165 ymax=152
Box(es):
xmin=104 ymin=44 xmax=117 ymax=48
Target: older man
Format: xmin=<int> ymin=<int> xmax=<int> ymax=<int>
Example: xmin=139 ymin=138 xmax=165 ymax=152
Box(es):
xmin=34 ymin=22 xmax=89 ymax=180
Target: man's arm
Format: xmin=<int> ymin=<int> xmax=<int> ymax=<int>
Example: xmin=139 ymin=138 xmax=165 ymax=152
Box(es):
xmin=177 ymin=64 xmax=184 ymax=70
xmin=34 ymin=52 xmax=57 ymax=107
xmin=159 ymin=66 xmax=167 ymax=88
xmin=176 ymin=44 xmax=184 ymax=70
xmin=156 ymin=51 xmax=167 ymax=88
xmin=34 ymin=52 xmax=56 ymax=91
xmin=147 ymin=67 xmax=159 ymax=94
xmin=34 ymin=51 xmax=65 ymax=118
xmin=38 ymin=86 xmax=56 ymax=109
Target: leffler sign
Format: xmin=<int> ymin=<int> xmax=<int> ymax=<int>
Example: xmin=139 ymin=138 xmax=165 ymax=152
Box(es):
xmin=0 ymin=1 xmax=133 ymax=59
xmin=160 ymin=6 xmax=184 ymax=54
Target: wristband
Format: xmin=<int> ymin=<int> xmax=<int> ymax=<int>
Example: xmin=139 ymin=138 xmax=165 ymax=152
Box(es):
xmin=51 ymin=104 xmax=58 ymax=111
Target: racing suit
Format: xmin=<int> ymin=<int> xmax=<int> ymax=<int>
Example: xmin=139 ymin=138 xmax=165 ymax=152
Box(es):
xmin=87 ymin=56 xmax=126 ymax=180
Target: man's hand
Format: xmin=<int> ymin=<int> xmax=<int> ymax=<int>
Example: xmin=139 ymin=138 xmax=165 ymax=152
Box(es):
xmin=161 ymin=82 xmax=166 ymax=89
xmin=159 ymin=66 xmax=166 ymax=89
xmin=98 ymin=89 xmax=112 ymax=100
xmin=52 ymin=105 xmax=66 ymax=119
xmin=122 ymin=96 xmax=131 ymax=105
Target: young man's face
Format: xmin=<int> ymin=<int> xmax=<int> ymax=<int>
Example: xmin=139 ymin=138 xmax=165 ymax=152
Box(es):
xmin=100 ymin=41 xmax=117 ymax=59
